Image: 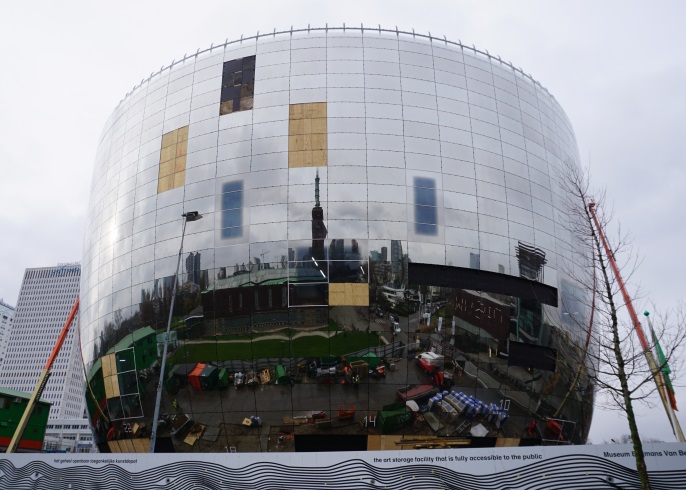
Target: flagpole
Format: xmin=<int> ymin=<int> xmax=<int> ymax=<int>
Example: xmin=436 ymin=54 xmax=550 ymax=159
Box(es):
xmin=645 ymin=311 xmax=685 ymax=442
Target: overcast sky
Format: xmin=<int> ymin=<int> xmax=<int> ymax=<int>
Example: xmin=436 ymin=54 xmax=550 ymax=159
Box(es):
xmin=1 ymin=0 xmax=684 ymax=444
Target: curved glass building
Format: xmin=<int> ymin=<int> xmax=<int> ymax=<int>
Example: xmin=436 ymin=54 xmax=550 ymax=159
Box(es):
xmin=80 ymin=27 xmax=593 ymax=453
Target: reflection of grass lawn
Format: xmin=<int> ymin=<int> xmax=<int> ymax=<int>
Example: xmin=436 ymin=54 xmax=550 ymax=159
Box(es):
xmin=168 ymin=331 xmax=381 ymax=364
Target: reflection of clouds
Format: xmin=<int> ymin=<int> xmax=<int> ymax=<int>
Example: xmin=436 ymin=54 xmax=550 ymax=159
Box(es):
xmin=327 ymin=201 xmax=367 ymax=220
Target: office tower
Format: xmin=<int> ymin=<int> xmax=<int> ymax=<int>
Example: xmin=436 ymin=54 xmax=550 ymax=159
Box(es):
xmin=1 ymin=264 xmax=84 ymax=420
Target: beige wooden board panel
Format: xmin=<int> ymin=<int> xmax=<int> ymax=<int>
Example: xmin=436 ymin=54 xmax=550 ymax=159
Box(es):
xmin=289 ymin=150 xmax=315 ymax=168
xmin=289 ymin=134 xmax=305 ymax=152
xmin=367 ymin=435 xmax=381 ymax=451
xmin=120 ymin=438 xmax=136 ymax=453
xmin=103 ymin=376 xmax=113 ymax=398
xmin=495 ymin=437 xmax=520 ymax=447
xmin=328 ymin=283 xmax=346 ymax=305
xmin=158 ymin=175 xmax=175 ymax=193
xmin=131 ymin=438 xmax=148 ymax=453
xmin=101 ymin=354 xmax=111 ymax=378
xmin=307 ymin=102 xmax=326 ymax=118
xmin=329 ymin=283 xmax=369 ymax=306
xmin=351 ymin=283 xmax=369 ymax=306
xmin=311 ymin=117 xmax=327 ymax=134
xmin=308 ymin=134 xmax=326 ymax=150
xmin=174 ymin=154 xmax=187 ymax=173
xmin=289 ymin=104 xmax=305 ymax=120
xmin=176 ymin=139 xmax=188 ymax=158
xmin=312 ymin=149 xmax=327 ymax=166
xmin=160 ymin=145 xmax=176 ymax=163
xmin=104 ymin=375 xmax=121 ymax=398
xmin=107 ymin=440 xmax=123 ymax=453
xmin=289 ymin=118 xmax=305 ymax=136
xmin=108 ymin=352 xmax=117 ymax=376
xmin=177 ymin=125 xmax=189 ymax=142
xmin=159 ymin=159 xmax=175 ymax=178
xmin=161 ymin=129 xmax=178 ymax=149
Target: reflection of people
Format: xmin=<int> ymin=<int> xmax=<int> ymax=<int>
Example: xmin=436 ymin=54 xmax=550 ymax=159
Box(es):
xmin=172 ymin=399 xmax=180 ymax=411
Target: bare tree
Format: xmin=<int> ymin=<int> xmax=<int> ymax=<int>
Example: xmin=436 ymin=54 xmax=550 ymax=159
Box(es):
xmin=557 ymin=162 xmax=686 ymax=490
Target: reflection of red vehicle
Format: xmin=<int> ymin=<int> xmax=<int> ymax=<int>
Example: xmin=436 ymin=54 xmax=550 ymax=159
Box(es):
xmin=418 ymin=358 xmax=437 ymax=373
xmin=416 ymin=352 xmax=443 ymax=374
xmin=337 ymin=404 xmax=356 ymax=420
xmin=311 ymin=410 xmax=326 ymax=420
xmin=396 ymin=384 xmax=439 ymax=402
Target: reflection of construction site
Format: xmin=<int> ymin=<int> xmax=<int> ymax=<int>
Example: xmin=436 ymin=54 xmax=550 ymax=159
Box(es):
xmin=92 ymin=252 xmax=593 ymax=452
xmin=104 ymin=330 xmax=584 ymax=452
xmin=126 ymin=356 xmax=517 ymax=453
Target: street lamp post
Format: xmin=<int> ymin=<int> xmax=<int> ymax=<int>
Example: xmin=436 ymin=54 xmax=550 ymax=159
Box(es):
xmin=149 ymin=211 xmax=202 ymax=453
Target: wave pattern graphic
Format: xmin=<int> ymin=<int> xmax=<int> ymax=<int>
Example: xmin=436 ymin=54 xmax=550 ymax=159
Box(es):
xmin=1 ymin=455 xmax=686 ymax=490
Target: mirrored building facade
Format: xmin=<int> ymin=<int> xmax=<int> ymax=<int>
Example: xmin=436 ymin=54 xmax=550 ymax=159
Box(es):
xmin=80 ymin=27 xmax=593 ymax=453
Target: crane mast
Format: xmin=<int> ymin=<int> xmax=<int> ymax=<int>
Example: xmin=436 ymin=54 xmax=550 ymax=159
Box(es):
xmin=5 ymin=297 xmax=79 ymax=453
xmin=588 ymin=202 xmax=684 ymax=442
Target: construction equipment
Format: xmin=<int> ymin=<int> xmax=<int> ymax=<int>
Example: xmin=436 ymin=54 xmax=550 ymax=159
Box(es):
xmin=6 ymin=298 xmax=79 ymax=453
xmin=589 ymin=201 xmax=685 ymax=441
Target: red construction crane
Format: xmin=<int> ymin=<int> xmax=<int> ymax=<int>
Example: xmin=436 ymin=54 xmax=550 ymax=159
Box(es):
xmin=5 ymin=297 xmax=79 ymax=453
xmin=588 ymin=202 xmax=684 ymax=442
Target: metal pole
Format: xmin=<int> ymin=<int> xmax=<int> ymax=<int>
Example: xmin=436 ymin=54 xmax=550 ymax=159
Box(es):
xmin=149 ymin=215 xmax=189 ymax=453
xmin=645 ymin=311 xmax=685 ymax=441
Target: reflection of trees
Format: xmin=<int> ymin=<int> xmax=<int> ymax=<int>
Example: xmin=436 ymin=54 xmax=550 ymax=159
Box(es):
xmin=94 ymin=309 xmax=143 ymax=359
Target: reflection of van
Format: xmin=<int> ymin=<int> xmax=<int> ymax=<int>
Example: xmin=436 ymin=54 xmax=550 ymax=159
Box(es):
xmin=416 ymin=352 xmax=444 ymax=373
xmin=415 ymin=352 xmax=444 ymax=365
xmin=391 ymin=322 xmax=401 ymax=334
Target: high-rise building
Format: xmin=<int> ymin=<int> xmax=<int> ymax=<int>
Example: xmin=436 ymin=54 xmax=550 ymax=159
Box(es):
xmin=0 ymin=264 xmax=84 ymax=420
xmin=185 ymin=251 xmax=201 ymax=285
xmin=80 ymin=27 xmax=593 ymax=453
xmin=0 ymin=299 xmax=15 ymax=367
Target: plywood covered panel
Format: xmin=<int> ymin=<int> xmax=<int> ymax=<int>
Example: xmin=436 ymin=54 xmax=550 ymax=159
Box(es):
xmin=159 ymin=159 xmax=175 ymax=178
xmin=329 ymin=283 xmax=369 ymax=306
xmin=157 ymin=175 xmax=175 ymax=194
xmin=161 ymin=129 xmax=178 ymax=148
xmin=107 ymin=440 xmax=123 ymax=453
xmin=158 ymin=125 xmax=189 ymax=193
xmin=174 ymin=154 xmax=187 ymax=173
xmin=131 ymin=437 xmax=150 ymax=453
xmin=289 ymin=102 xmax=327 ymax=168
xmin=160 ymin=145 xmax=176 ymax=163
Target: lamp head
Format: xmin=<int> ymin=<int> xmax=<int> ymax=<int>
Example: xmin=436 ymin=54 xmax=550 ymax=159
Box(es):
xmin=182 ymin=211 xmax=202 ymax=222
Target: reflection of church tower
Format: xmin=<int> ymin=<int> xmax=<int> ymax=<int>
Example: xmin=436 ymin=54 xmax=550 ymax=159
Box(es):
xmin=311 ymin=169 xmax=327 ymax=261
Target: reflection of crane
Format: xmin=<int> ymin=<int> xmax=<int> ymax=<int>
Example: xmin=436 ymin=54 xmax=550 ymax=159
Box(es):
xmin=6 ymin=298 xmax=79 ymax=453
xmin=259 ymin=249 xmax=269 ymax=266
